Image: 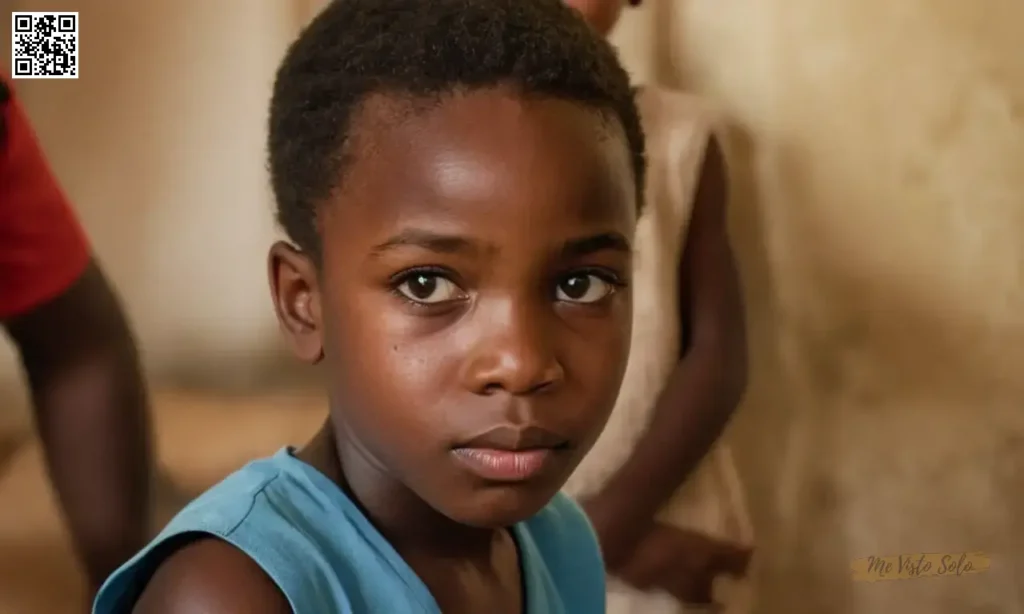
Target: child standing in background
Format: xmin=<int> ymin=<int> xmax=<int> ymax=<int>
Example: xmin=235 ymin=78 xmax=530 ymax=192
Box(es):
xmin=562 ymin=1 xmax=756 ymax=613
xmin=94 ymin=0 xmax=648 ymax=612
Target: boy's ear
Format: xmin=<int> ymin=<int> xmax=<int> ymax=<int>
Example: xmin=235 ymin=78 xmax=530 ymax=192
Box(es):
xmin=268 ymin=241 xmax=324 ymax=364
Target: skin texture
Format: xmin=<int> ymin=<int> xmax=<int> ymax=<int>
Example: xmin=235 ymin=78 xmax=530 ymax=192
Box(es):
xmin=3 ymin=260 xmax=152 ymax=598
xmin=133 ymin=87 xmax=637 ymax=614
xmin=565 ymin=0 xmax=752 ymax=604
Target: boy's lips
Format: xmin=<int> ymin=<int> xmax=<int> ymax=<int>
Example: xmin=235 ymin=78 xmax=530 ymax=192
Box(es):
xmin=451 ymin=447 xmax=560 ymax=482
xmin=452 ymin=424 xmax=569 ymax=482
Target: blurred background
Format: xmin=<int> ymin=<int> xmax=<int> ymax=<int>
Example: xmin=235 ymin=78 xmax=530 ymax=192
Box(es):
xmin=1 ymin=0 xmax=1023 ymax=612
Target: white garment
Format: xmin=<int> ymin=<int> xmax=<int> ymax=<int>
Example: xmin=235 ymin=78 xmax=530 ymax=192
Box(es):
xmin=563 ymin=88 xmax=754 ymax=614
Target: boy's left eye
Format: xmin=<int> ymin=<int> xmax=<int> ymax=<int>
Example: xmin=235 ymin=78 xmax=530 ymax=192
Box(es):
xmin=555 ymin=273 xmax=617 ymax=304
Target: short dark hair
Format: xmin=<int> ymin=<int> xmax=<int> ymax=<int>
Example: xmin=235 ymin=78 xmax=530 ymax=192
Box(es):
xmin=268 ymin=0 xmax=646 ymax=257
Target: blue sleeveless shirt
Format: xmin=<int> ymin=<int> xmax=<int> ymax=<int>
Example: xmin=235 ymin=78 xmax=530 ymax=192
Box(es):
xmin=93 ymin=448 xmax=606 ymax=613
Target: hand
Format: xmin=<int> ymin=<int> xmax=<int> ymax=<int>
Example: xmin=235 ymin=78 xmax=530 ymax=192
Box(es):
xmin=615 ymin=523 xmax=752 ymax=606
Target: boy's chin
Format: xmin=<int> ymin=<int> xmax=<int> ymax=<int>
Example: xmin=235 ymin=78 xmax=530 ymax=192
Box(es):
xmin=441 ymin=484 xmax=561 ymax=528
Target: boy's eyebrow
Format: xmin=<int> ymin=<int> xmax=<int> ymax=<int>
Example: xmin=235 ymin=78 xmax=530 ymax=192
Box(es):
xmin=369 ymin=229 xmax=631 ymax=258
xmin=561 ymin=232 xmax=632 ymax=258
xmin=370 ymin=229 xmax=477 ymax=255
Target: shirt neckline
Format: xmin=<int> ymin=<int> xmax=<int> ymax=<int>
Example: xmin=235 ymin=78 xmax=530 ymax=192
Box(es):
xmin=275 ymin=447 xmax=540 ymax=613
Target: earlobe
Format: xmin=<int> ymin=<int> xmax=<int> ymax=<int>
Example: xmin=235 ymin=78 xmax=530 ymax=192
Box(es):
xmin=267 ymin=241 xmax=324 ymax=364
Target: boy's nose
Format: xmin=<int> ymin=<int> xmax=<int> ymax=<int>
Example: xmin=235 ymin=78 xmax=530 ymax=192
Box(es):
xmin=460 ymin=300 xmax=565 ymax=396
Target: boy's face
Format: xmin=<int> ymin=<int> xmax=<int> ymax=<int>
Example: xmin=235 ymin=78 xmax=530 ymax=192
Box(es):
xmin=271 ymin=87 xmax=636 ymax=528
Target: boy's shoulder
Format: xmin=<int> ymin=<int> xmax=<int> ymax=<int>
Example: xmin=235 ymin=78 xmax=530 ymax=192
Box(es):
xmin=93 ymin=451 xmax=297 ymax=612
xmin=156 ymin=451 xmax=292 ymax=536
xmin=93 ymin=450 xmax=376 ymax=614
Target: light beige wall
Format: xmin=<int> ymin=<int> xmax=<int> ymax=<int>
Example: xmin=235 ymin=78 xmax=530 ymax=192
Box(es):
xmin=1 ymin=1 xmax=302 ymax=403
xmin=610 ymin=1 xmax=1024 ymax=612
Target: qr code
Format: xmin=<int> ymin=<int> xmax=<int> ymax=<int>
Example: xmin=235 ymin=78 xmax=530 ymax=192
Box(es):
xmin=11 ymin=12 xmax=79 ymax=79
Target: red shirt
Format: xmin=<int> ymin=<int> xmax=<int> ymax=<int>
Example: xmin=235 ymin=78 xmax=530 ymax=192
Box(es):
xmin=0 ymin=74 xmax=90 ymax=319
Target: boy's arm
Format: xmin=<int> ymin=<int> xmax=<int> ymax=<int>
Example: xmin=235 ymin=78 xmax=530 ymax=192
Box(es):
xmin=585 ymin=137 xmax=749 ymax=564
xmin=0 ymin=75 xmax=152 ymax=592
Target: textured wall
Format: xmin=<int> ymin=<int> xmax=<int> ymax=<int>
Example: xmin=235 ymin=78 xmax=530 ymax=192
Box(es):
xmin=610 ymin=1 xmax=1024 ymax=612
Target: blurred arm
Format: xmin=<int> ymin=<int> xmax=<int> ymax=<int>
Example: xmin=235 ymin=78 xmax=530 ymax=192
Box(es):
xmin=5 ymin=261 xmax=153 ymax=589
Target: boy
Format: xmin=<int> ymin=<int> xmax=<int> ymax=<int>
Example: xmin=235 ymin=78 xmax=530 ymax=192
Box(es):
xmin=0 ymin=74 xmax=152 ymax=600
xmin=94 ymin=0 xmax=646 ymax=612
xmin=561 ymin=1 xmax=755 ymax=612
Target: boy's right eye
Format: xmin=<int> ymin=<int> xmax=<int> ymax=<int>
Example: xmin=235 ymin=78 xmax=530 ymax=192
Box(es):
xmin=394 ymin=272 xmax=466 ymax=305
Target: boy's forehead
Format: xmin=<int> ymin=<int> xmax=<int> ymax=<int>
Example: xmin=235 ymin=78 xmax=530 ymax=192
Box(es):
xmin=322 ymin=88 xmax=636 ymax=248
xmin=345 ymin=87 xmax=628 ymax=176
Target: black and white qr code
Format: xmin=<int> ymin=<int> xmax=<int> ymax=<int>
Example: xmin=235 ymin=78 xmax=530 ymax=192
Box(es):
xmin=11 ymin=12 xmax=79 ymax=79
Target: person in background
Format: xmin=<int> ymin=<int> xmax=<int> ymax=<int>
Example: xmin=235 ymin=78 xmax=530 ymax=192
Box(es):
xmin=561 ymin=1 xmax=757 ymax=612
xmin=0 ymin=73 xmax=152 ymax=602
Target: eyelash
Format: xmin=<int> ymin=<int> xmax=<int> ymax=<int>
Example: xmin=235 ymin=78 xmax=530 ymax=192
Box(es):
xmin=387 ymin=266 xmax=628 ymax=308
xmin=566 ymin=268 xmax=628 ymax=292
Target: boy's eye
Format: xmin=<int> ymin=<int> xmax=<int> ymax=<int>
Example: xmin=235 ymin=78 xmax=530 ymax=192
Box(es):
xmin=396 ymin=273 xmax=465 ymax=304
xmin=555 ymin=273 xmax=616 ymax=304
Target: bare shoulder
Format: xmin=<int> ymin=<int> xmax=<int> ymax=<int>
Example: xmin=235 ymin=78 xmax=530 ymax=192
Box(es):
xmin=132 ymin=537 xmax=292 ymax=614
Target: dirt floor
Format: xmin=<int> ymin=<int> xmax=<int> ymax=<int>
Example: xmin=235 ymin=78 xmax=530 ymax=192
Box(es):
xmin=0 ymin=390 xmax=326 ymax=613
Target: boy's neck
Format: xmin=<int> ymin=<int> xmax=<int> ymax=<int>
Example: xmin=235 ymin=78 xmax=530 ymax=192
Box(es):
xmin=301 ymin=423 xmax=504 ymax=561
